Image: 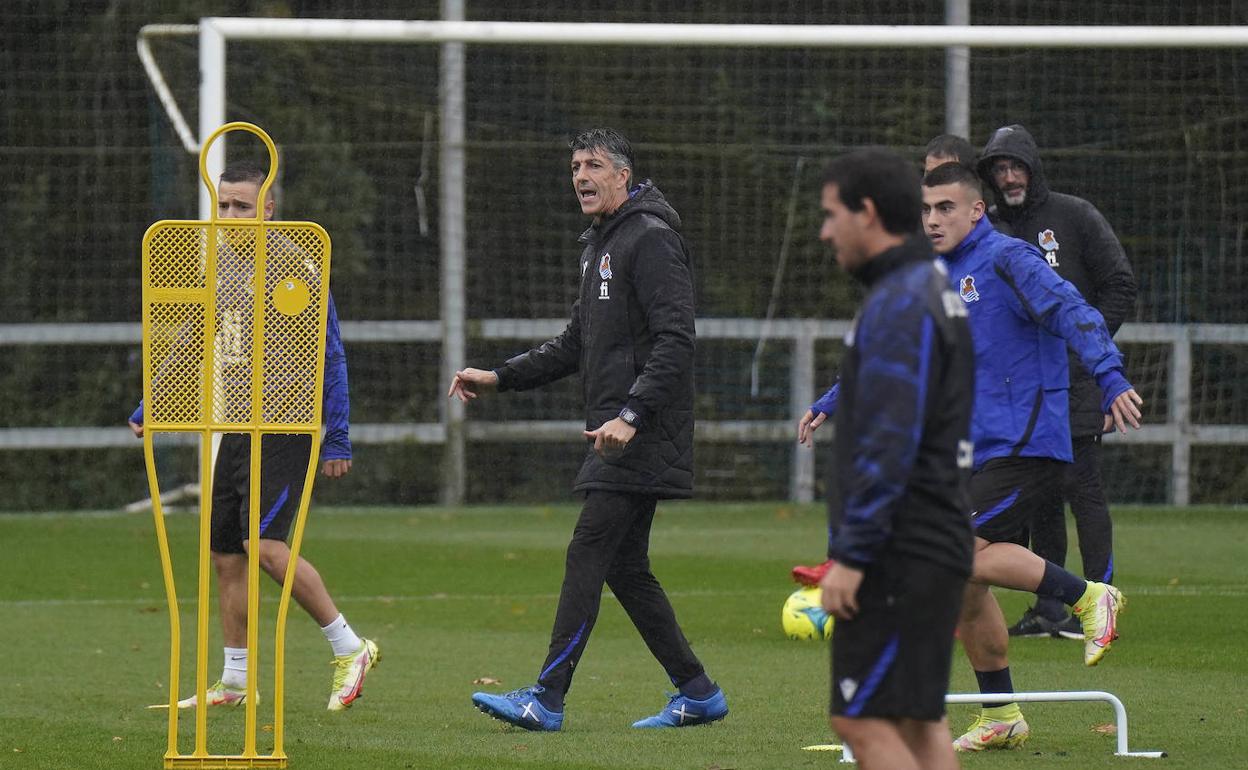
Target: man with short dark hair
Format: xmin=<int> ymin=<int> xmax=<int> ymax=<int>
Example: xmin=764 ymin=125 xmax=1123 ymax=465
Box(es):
xmin=921 ymin=160 xmax=1141 ymax=751
xmin=924 ymin=134 xmax=977 ymax=172
xmin=129 ymin=162 xmax=378 ymax=712
xmin=978 ymin=124 xmax=1137 ymax=641
xmin=791 ymin=136 xmax=980 ymax=590
xmin=815 ymin=148 xmax=973 ymax=770
xmin=451 ymin=128 xmax=725 ymax=731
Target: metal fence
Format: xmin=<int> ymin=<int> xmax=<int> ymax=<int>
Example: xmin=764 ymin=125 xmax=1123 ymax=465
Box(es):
xmin=2 ymin=319 xmax=1242 ymax=506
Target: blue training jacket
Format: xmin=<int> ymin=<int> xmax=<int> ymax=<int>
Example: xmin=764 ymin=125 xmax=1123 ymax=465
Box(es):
xmin=812 ymin=217 xmax=1130 ymax=471
xmin=939 ymin=216 xmax=1128 ymax=468
xmin=128 ymin=292 xmax=352 ymax=462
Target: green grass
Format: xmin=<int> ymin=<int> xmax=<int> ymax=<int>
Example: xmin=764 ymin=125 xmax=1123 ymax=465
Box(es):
xmin=2 ymin=503 xmax=1246 ymax=769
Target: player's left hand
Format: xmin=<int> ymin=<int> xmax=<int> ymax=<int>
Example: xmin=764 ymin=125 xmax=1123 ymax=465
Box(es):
xmin=1108 ymin=387 xmax=1144 ymax=434
xmin=583 ymin=418 xmax=636 ymax=459
xmin=819 ymin=562 xmax=864 ymax=621
xmin=321 ymin=458 xmax=352 ymax=478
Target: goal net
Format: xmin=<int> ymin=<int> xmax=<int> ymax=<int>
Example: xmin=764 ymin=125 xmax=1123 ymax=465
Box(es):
xmin=5 ymin=2 xmax=1248 ymax=508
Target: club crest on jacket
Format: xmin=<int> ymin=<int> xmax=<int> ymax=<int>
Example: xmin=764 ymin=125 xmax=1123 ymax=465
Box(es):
xmin=959 ymin=275 xmax=980 ymax=303
xmin=1038 ymin=229 xmax=1060 ymax=267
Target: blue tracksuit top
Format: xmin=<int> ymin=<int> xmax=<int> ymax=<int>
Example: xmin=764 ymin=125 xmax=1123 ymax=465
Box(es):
xmin=129 ymin=292 xmax=352 ymax=462
xmin=941 ymin=216 xmax=1128 ymax=468
xmin=813 ymin=217 xmax=1131 ymax=471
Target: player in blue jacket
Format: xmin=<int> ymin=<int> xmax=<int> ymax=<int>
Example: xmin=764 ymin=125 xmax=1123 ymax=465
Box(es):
xmin=921 ymin=161 xmax=1142 ymax=751
xmin=815 ymin=149 xmax=974 ymax=770
xmin=800 ymin=161 xmax=1143 ymax=751
xmin=128 ymin=162 xmax=377 ymax=712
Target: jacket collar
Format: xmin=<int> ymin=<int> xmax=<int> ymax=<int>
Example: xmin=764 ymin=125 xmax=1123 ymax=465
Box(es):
xmin=942 ymin=216 xmax=995 ymax=265
xmin=850 ymin=235 xmax=933 ymax=287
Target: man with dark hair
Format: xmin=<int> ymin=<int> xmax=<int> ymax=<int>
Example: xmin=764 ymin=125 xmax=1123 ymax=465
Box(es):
xmin=924 ymin=134 xmax=977 ymax=172
xmin=920 ymin=160 xmax=1142 ymax=751
xmin=815 ymin=148 xmax=973 ymax=770
xmin=978 ymin=124 xmax=1137 ymax=641
xmin=792 ymin=134 xmax=979 ymax=589
xmin=451 ymin=128 xmax=725 ymax=731
xmin=129 ymin=162 xmax=379 ymax=712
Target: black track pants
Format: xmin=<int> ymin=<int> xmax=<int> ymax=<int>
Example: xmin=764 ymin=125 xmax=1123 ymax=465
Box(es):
xmin=536 ymin=490 xmax=704 ymax=701
xmin=1028 ymin=434 xmax=1114 ymax=583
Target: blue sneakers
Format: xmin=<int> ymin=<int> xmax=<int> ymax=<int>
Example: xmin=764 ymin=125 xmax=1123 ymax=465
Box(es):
xmin=632 ymin=688 xmax=729 ymax=728
xmin=472 ymin=685 xmax=563 ymax=731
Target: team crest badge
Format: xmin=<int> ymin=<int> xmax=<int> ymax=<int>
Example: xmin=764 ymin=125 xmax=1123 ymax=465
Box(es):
xmin=959 ymin=275 xmax=980 ymax=303
xmin=599 ymin=253 xmax=613 ymax=280
xmin=839 ymin=678 xmax=858 ymax=702
xmin=1038 ymin=229 xmax=1060 ymax=267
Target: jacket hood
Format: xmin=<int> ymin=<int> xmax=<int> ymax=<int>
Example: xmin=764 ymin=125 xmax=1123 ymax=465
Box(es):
xmin=977 ymin=124 xmax=1050 ymax=221
xmin=583 ymin=180 xmax=681 ymax=241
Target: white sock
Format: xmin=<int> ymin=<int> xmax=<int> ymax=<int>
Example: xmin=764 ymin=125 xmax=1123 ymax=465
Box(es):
xmin=321 ymin=614 xmax=363 ymax=657
xmin=222 ymin=647 xmax=248 ymax=689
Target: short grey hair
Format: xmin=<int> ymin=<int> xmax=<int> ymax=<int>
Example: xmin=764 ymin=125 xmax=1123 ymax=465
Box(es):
xmin=569 ymin=127 xmax=635 ymax=182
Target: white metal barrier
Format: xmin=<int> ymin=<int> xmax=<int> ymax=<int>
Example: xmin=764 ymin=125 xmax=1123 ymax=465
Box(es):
xmin=3 ymin=318 xmax=1247 ymax=505
xmin=837 ymin=690 xmax=1165 ymax=763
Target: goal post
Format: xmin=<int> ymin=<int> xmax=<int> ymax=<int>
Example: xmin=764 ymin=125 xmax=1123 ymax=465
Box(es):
xmin=133 ymin=17 xmax=1248 ymax=508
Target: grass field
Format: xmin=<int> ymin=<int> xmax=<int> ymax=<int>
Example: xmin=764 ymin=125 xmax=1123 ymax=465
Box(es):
xmin=3 ymin=503 xmax=1246 ymax=769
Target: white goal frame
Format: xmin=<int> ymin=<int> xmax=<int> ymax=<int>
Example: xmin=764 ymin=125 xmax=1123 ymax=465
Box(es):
xmin=126 ymin=17 xmax=1248 ymax=505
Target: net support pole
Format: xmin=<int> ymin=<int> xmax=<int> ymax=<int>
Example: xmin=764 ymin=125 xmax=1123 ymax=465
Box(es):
xmin=440 ymin=0 xmax=467 ymax=505
xmin=1171 ymin=327 xmax=1192 ymax=505
xmin=944 ymin=0 xmax=970 ymax=138
xmin=199 ymin=20 xmax=227 ymax=500
xmin=199 ymin=21 xmax=226 ymax=220
xmin=790 ymin=322 xmax=816 ymax=503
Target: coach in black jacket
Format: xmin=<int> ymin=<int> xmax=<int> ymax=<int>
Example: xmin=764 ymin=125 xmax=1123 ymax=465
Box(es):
xmin=979 ymin=124 xmax=1138 ymax=638
xmin=450 ymin=128 xmax=725 ymax=732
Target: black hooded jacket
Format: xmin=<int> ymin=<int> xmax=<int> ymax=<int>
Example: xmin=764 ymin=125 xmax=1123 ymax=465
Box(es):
xmin=978 ymin=125 xmax=1137 ymax=438
xmin=494 ymin=181 xmax=696 ymax=498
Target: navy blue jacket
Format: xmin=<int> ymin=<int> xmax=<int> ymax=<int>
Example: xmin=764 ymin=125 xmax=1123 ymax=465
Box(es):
xmin=129 ymin=292 xmax=352 ymax=462
xmin=942 ymin=217 xmax=1129 ymax=468
xmin=827 ymin=238 xmax=974 ymax=576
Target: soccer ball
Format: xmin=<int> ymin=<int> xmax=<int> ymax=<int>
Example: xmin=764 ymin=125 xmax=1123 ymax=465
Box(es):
xmin=781 ymin=585 xmax=834 ymax=640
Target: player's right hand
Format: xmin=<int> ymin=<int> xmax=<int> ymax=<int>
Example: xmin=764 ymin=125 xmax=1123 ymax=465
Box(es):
xmin=448 ymin=368 xmax=499 ymax=404
xmin=797 ymin=409 xmax=826 ymax=446
xmin=819 ymin=562 xmax=863 ymax=621
xmin=128 ymin=420 xmax=144 ymax=438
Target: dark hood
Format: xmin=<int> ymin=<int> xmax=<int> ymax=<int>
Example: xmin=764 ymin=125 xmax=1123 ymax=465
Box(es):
xmin=977 ymin=124 xmax=1050 ymax=222
xmin=583 ymin=180 xmax=681 ymax=242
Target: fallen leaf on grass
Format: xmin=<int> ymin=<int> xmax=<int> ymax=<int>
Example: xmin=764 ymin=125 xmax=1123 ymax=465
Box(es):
xmin=1092 ymin=723 xmax=1117 ymax=734
xmin=473 ymin=677 xmax=502 ymax=685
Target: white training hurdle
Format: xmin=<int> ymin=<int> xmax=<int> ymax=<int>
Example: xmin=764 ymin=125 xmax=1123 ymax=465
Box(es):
xmin=838 ymin=690 xmax=1166 ymax=763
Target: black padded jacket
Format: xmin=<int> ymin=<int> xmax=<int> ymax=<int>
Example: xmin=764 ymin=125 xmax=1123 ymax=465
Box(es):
xmin=495 ymin=182 xmax=696 ymax=498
